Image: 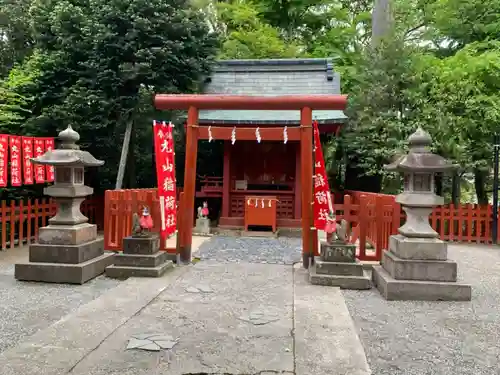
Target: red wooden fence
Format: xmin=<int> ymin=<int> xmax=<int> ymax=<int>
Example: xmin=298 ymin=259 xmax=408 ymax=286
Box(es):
xmin=104 ymin=189 xmax=179 ymax=253
xmin=0 ymin=196 xmax=104 ymax=250
xmin=348 ymin=191 xmax=499 ymax=260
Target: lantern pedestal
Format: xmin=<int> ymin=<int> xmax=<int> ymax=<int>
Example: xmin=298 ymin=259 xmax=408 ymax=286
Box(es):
xmin=309 ymin=241 xmax=371 ymax=290
xmin=105 ymin=235 xmax=173 ymax=278
xmin=372 ymin=235 xmax=471 ymax=301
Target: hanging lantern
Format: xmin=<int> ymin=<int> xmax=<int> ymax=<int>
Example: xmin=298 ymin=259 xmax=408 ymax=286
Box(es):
xmin=231 ymin=127 xmax=236 ymax=145
xmin=283 ymin=126 xmax=288 ymax=144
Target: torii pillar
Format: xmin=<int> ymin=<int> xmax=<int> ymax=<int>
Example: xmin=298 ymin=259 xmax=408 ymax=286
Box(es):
xmin=154 ymin=94 xmax=347 ymax=268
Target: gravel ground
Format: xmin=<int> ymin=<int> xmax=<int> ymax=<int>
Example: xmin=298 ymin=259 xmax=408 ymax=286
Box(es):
xmin=197 ymin=235 xmax=302 ymax=264
xmin=0 ymin=255 xmax=120 ymax=354
xmin=343 ymin=244 xmax=500 ymax=375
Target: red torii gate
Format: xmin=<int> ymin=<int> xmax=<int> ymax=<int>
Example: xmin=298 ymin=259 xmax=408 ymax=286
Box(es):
xmin=154 ymin=94 xmax=348 ymax=268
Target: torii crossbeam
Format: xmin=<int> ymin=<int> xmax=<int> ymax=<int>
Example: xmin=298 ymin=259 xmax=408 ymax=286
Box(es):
xmin=154 ymin=94 xmax=348 ymax=268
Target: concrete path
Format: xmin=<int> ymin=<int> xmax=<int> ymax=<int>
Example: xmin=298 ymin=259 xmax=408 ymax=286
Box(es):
xmin=0 ymin=261 xmax=371 ymax=375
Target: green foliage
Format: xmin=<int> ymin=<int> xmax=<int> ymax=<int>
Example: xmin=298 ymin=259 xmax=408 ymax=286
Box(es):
xmin=4 ymin=0 xmax=219 ymax=191
xmin=0 ymin=0 xmax=499 ymax=203
xmin=339 ymin=38 xmax=420 ymax=180
xmin=431 ymin=0 xmax=500 ymax=48
xmin=417 ymin=41 xmax=500 ymax=171
xmin=208 ymin=0 xmax=301 ymax=59
xmin=0 ymin=0 xmax=34 ymax=77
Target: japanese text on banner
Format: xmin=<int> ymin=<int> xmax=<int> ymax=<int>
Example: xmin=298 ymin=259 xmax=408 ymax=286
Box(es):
xmin=9 ymin=136 xmax=22 ymax=187
xmin=153 ymin=121 xmax=176 ymax=239
xmin=22 ymin=137 xmax=34 ymax=185
xmin=0 ymin=135 xmax=8 ymax=187
xmin=33 ymin=138 xmax=45 ymax=183
xmin=313 ymin=121 xmax=333 ymax=231
xmin=44 ymin=138 xmax=55 ymax=182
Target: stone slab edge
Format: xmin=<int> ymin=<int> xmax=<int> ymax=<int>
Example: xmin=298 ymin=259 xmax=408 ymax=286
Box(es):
xmin=309 ymin=267 xmax=371 ymax=290
xmin=0 ymin=264 xmax=189 ymax=374
xmin=105 ymin=260 xmax=174 ymax=278
xmin=294 ymin=265 xmax=372 ymax=375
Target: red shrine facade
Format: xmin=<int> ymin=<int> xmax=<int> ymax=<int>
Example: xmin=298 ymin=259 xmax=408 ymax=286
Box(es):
xmin=193 ymin=58 xmax=346 ymax=230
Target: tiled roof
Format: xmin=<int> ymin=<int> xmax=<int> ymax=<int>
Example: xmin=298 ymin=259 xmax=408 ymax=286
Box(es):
xmin=198 ymin=58 xmax=347 ymax=125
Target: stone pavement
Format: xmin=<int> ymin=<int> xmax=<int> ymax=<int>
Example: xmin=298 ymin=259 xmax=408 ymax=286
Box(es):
xmin=0 ymin=245 xmax=120 ymax=355
xmin=343 ymin=243 xmax=500 ymax=375
xmin=0 ymin=260 xmax=371 ymax=375
xmin=0 ymin=235 xmax=210 ymax=356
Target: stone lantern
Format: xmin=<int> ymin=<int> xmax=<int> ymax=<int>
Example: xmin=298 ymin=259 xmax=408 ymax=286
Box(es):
xmin=372 ymin=127 xmax=471 ymax=301
xmin=15 ymin=126 xmax=114 ymax=284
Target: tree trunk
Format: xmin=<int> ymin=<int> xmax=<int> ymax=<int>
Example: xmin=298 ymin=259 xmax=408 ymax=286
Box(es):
xmin=474 ymin=168 xmax=489 ymax=205
xmin=126 ymin=127 xmax=136 ymax=189
xmin=372 ymin=0 xmax=393 ymax=45
xmin=115 ymin=118 xmax=133 ymax=190
xmin=451 ymin=172 xmax=460 ymax=206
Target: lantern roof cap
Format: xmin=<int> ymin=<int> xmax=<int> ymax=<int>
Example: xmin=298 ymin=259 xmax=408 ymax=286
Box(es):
xmin=31 ymin=125 xmax=104 ymax=167
xmin=385 ymin=127 xmax=456 ymax=173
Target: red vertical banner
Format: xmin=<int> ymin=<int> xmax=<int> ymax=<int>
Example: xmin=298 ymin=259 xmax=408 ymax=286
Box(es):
xmin=33 ymin=138 xmax=46 ymax=183
xmin=9 ymin=136 xmax=22 ymax=186
xmin=44 ymin=138 xmax=55 ymax=182
xmin=313 ymin=121 xmax=333 ymax=231
xmin=22 ymin=137 xmax=34 ymax=185
xmin=153 ymin=121 xmax=177 ymax=240
xmin=0 ymin=135 xmax=8 ymax=187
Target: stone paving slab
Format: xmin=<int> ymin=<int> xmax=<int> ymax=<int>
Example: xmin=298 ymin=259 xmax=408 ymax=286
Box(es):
xmin=69 ymin=262 xmax=295 ymax=375
xmin=294 ymin=265 xmax=371 ymax=375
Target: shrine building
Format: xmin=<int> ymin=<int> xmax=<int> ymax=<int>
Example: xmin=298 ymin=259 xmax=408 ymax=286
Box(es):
xmin=193 ymin=58 xmax=346 ymax=230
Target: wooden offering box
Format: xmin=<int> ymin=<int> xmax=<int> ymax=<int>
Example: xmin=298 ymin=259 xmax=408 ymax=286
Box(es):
xmin=244 ymin=195 xmax=277 ymax=232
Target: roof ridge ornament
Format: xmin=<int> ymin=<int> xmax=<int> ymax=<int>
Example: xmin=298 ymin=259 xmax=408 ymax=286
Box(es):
xmin=58 ymin=125 xmax=80 ymax=150
xmin=408 ymin=127 xmax=432 ymax=153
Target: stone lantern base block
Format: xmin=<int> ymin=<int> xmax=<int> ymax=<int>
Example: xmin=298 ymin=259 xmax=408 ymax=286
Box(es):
xmin=381 ymin=250 xmax=458 ymax=282
xmin=390 ymin=234 xmax=447 ymax=260
xmin=372 ymin=265 xmax=471 ymax=301
xmin=38 ymin=223 xmax=97 ymax=246
xmin=106 ymin=236 xmax=174 ymax=279
xmin=29 ymin=238 xmax=104 ymax=264
xmin=15 ymin=252 xmax=115 ymax=284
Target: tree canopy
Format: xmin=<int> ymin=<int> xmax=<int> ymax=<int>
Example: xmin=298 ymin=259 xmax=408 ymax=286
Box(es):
xmin=0 ymin=0 xmax=499 ymax=203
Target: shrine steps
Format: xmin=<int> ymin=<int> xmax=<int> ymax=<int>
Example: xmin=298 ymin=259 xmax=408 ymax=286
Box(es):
xmin=240 ymin=230 xmax=279 ymax=238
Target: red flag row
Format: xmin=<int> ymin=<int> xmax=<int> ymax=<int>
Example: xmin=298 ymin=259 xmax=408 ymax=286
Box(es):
xmin=0 ymin=135 xmax=55 ymax=187
xmin=153 ymin=121 xmax=177 ymax=239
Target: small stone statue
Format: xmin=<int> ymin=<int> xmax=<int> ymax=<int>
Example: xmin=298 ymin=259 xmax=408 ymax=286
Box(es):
xmin=197 ymin=201 xmax=209 ymax=219
xmin=131 ymin=206 xmax=153 ymax=237
xmin=325 ymin=210 xmax=348 ymax=244
xmin=131 ymin=213 xmax=144 ymax=237
xmin=335 ymin=219 xmax=349 ymax=243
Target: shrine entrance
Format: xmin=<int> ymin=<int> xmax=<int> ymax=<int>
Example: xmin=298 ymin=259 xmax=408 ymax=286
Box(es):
xmin=154 ymin=94 xmax=347 ymax=268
